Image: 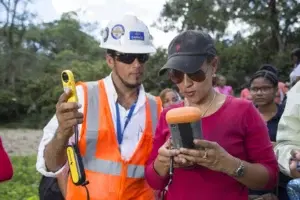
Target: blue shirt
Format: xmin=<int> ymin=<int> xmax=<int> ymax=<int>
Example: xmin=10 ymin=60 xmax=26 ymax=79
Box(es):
xmin=267 ymin=104 xmax=284 ymax=142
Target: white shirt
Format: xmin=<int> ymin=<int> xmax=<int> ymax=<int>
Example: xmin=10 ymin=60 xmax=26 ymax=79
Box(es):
xmin=36 ymin=74 xmax=147 ymax=177
xmin=290 ymin=63 xmax=300 ymax=84
xmin=275 ymin=81 xmax=300 ymax=176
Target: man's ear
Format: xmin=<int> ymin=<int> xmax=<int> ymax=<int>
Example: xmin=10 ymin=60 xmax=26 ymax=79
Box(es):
xmin=106 ymin=54 xmax=115 ymax=70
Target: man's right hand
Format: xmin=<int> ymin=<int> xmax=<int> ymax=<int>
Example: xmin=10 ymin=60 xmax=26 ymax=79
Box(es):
xmin=289 ymin=149 xmax=300 ymax=178
xmin=55 ymin=89 xmax=84 ymax=139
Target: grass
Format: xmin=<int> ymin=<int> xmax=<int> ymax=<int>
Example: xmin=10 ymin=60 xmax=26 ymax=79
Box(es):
xmin=0 ymin=155 xmax=40 ymax=200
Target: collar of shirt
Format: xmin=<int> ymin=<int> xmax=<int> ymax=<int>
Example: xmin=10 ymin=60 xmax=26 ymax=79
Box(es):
xmin=103 ymin=73 xmax=147 ymax=115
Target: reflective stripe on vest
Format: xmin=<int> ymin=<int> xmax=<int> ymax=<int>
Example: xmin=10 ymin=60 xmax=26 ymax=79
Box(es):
xmin=146 ymin=93 xmax=158 ymax=133
xmin=81 ymin=81 xmax=159 ymax=178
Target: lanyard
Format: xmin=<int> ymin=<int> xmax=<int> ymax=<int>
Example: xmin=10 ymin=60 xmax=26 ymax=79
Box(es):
xmin=115 ymin=102 xmax=136 ymax=145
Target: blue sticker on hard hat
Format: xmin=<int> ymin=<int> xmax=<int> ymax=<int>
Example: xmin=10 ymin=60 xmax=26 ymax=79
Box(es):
xmin=129 ymin=31 xmax=145 ymax=41
xmin=111 ymin=24 xmax=125 ymax=40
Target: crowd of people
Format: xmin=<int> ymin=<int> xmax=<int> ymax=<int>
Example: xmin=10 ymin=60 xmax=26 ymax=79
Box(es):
xmin=0 ymin=14 xmax=300 ymax=200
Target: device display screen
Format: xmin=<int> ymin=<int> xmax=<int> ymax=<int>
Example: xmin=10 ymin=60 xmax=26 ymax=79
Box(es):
xmin=169 ymin=120 xmax=202 ymax=149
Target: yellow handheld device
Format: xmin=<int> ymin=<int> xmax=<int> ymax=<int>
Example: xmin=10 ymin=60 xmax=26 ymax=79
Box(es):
xmin=66 ymin=145 xmax=86 ymax=186
xmin=166 ymin=107 xmax=203 ymax=149
xmin=61 ymin=70 xmax=87 ymax=186
xmin=61 ymin=70 xmax=78 ymax=103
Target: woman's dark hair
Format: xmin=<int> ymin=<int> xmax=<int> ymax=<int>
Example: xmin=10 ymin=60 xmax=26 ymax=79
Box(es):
xmin=206 ymin=55 xmax=215 ymax=64
xmin=250 ymin=64 xmax=278 ymax=87
xmin=291 ymin=48 xmax=300 ymax=61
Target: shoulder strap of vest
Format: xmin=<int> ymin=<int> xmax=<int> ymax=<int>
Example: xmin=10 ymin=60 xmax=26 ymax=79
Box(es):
xmin=146 ymin=93 xmax=162 ymax=134
xmin=76 ymin=81 xmax=99 ymax=112
xmin=75 ymin=81 xmax=100 ymax=147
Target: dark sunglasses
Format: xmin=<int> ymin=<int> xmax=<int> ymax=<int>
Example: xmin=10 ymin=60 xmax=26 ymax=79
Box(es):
xmin=114 ymin=52 xmax=149 ymax=64
xmin=168 ymin=68 xmax=207 ymax=84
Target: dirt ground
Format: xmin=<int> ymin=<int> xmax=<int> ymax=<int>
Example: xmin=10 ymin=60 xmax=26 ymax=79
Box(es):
xmin=0 ymin=129 xmax=43 ymax=156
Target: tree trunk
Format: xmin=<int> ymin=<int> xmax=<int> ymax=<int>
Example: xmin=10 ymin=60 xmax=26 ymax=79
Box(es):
xmin=269 ymin=0 xmax=284 ymax=52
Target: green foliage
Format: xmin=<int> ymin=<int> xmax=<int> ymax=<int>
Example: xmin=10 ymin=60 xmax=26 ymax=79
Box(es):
xmin=156 ymin=0 xmax=230 ymax=37
xmin=158 ymin=0 xmax=300 ymax=92
xmin=143 ymin=48 xmax=169 ymax=95
xmin=0 ymin=156 xmax=40 ymax=200
xmin=0 ymin=6 xmax=110 ymax=128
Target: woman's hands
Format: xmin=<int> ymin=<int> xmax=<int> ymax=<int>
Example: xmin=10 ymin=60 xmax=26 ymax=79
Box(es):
xmin=179 ymin=139 xmax=239 ymax=175
xmin=153 ymin=139 xmax=195 ymax=177
xmin=154 ymin=139 xmax=239 ymax=177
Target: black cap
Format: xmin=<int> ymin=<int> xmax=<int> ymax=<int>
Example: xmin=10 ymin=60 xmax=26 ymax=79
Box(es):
xmin=159 ymin=30 xmax=217 ymax=76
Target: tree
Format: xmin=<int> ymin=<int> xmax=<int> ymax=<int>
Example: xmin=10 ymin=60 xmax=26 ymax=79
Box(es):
xmin=155 ymin=0 xmax=230 ymax=38
xmin=143 ymin=48 xmax=169 ymax=95
xmin=0 ymin=9 xmax=110 ymax=128
xmin=0 ymin=0 xmax=36 ymax=88
xmin=158 ymin=0 xmax=300 ymax=89
xmin=224 ymin=0 xmax=300 ymax=53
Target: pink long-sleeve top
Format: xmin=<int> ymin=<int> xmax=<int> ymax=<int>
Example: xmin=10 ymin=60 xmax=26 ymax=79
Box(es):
xmin=0 ymin=137 xmax=13 ymax=182
xmin=145 ymin=96 xmax=279 ymax=200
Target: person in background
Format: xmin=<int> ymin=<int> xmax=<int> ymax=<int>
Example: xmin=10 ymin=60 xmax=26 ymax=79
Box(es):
xmin=0 ymin=137 xmax=13 ymax=183
xmin=273 ymin=68 xmax=288 ymax=105
xmin=145 ymin=30 xmax=278 ymax=200
xmin=159 ymin=88 xmax=180 ymax=108
xmin=250 ymin=65 xmax=284 ymax=143
xmin=241 ymin=88 xmax=252 ymax=100
xmin=214 ymin=75 xmax=233 ymax=95
xmin=249 ymin=64 xmax=288 ymax=199
xmin=240 ymin=76 xmax=252 ymax=100
xmin=278 ymin=81 xmax=289 ymax=96
xmin=274 ymin=81 xmax=300 ymax=200
xmin=212 ymin=73 xmax=218 ymax=87
xmin=285 ymin=82 xmax=292 ymax=90
xmin=171 ymin=85 xmax=183 ymax=100
xmin=290 ymin=48 xmax=300 ymax=85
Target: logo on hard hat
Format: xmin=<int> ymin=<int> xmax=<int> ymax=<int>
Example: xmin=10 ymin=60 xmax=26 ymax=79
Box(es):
xmin=101 ymin=27 xmax=109 ymax=43
xmin=111 ymin=24 xmax=125 ymax=40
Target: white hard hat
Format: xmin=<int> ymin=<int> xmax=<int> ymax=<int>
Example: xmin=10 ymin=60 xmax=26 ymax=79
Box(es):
xmin=100 ymin=15 xmax=156 ymax=54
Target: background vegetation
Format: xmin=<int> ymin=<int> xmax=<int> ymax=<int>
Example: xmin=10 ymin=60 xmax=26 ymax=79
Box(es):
xmin=0 ymin=156 xmax=40 ymax=200
xmin=0 ymin=0 xmax=299 ymax=128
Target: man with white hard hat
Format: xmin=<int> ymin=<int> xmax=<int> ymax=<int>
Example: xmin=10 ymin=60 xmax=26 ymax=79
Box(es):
xmin=36 ymin=14 xmax=162 ymax=200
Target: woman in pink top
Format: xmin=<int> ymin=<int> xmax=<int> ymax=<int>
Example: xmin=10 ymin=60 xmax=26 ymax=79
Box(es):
xmin=145 ymin=30 xmax=279 ymax=200
xmin=214 ymin=75 xmax=233 ymax=95
xmin=0 ymin=137 xmax=13 ymax=182
xmin=240 ymin=88 xmax=252 ymax=100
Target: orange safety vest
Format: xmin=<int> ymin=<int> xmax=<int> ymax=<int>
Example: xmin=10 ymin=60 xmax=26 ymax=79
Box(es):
xmin=155 ymin=96 xmax=162 ymax=114
xmin=66 ymin=80 xmax=162 ymax=200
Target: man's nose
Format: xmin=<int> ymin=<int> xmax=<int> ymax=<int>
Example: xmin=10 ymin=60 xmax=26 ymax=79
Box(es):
xmin=132 ymin=58 xmax=142 ymax=68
